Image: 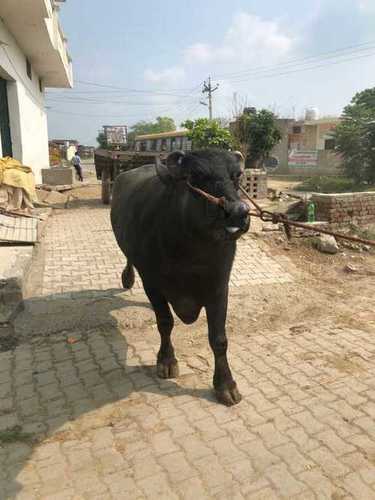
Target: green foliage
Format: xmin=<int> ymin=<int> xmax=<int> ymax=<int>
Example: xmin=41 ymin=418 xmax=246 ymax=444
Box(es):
xmin=96 ymin=117 xmax=176 ymax=150
xmin=295 ymin=175 xmax=375 ymax=193
xmin=0 ymin=426 xmax=33 ymax=444
xmin=232 ymin=109 xmax=282 ymax=168
xmin=334 ymin=87 xmax=375 ymax=183
xmin=131 ymin=116 xmax=176 ymax=137
xmin=181 ymin=118 xmax=233 ymax=149
xmin=348 ymin=223 xmax=375 ymax=242
xmin=96 ymin=132 xmax=108 ymax=149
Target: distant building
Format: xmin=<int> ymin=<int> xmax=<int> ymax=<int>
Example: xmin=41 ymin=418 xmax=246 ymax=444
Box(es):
xmin=0 ymin=1 xmax=73 ymax=183
xmin=134 ymin=130 xmax=192 ymax=153
xmin=49 ymin=139 xmax=79 ymax=161
xmin=270 ymin=117 xmax=341 ymax=176
xmin=77 ymin=145 xmax=95 ymax=159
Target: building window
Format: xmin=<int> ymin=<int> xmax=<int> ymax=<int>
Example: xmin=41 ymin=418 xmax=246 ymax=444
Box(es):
xmin=150 ymin=140 xmax=156 ymax=151
xmin=324 ymin=138 xmax=335 ymax=150
xmin=26 ymin=59 xmax=32 ymax=80
xmin=292 ymin=126 xmax=302 ymax=134
xmin=39 ymin=78 xmax=43 ymax=93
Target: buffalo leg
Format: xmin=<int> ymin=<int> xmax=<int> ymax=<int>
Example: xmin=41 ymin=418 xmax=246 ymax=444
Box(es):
xmin=144 ymin=287 xmax=179 ymax=379
xmin=122 ymin=262 xmax=135 ymax=290
xmin=205 ymin=290 xmax=241 ymax=406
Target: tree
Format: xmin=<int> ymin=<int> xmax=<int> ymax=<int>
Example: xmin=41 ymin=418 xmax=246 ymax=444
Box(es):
xmin=231 ymin=108 xmax=282 ymax=168
xmin=127 ymin=116 xmax=176 ymax=148
xmin=96 ymin=116 xmax=176 ymax=150
xmin=130 ymin=116 xmax=175 ymax=136
xmin=96 ymin=132 xmax=108 ymax=149
xmin=181 ymin=118 xmax=233 ymax=150
xmin=334 ymin=87 xmax=375 ymax=184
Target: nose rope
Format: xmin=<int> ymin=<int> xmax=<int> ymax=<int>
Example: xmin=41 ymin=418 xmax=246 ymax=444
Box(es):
xmin=186 ymin=181 xmax=226 ymax=208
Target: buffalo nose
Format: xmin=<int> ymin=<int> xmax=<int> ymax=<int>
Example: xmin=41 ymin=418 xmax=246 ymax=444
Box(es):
xmin=233 ymin=201 xmax=250 ymax=218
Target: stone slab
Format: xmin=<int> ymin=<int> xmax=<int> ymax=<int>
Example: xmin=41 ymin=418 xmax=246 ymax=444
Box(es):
xmin=0 ymin=246 xmax=33 ymax=310
xmin=0 ymin=213 xmax=38 ymax=244
xmin=42 ymin=167 xmax=74 ymax=186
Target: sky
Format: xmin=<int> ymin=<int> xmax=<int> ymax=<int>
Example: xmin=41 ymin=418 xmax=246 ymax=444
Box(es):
xmin=47 ymin=0 xmax=375 ymax=146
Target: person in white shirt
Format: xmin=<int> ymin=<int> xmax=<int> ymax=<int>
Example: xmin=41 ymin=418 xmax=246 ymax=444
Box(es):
xmin=71 ymin=152 xmax=83 ymax=181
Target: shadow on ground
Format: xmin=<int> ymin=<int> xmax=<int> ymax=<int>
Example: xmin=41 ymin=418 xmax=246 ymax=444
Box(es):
xmin=1 ymin=288 xmax=215 ymax=498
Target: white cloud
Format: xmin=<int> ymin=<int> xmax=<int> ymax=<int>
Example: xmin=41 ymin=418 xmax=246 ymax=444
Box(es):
xmin=220 ymin=13 xmax=293 ymax=65
xmin=359 ymin=0 xmax=375 ymax=12
xmin=144 ymin=66 xmax=186 ymax=85
xmin=145 ymin=12 xmax=294 ymax=86
xmin=184 ymin=13 xmax=294 ymax=67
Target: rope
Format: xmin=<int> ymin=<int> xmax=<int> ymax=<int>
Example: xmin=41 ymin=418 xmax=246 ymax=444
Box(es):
xmin=239 ymin=186 xmax=375 ymax=248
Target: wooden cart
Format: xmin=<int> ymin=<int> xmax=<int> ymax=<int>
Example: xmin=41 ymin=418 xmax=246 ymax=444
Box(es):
xmin=94 ymin=149 xmax=162 ymax=204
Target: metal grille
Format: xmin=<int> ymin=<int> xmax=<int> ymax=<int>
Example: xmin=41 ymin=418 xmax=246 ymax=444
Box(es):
xmin=0 ymin=213 xmax=38 ymax=244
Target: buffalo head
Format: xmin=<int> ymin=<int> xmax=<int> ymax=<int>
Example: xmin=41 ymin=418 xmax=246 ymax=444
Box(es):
xmin=156 ymin=149 xmax=250 ymax=240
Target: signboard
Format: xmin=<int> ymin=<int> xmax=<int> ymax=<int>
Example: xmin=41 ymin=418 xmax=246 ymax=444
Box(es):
xmin=288 ymin=150 xmax=318 ymax=168
xmin=103 ymin=125 xmax=128 ymax=145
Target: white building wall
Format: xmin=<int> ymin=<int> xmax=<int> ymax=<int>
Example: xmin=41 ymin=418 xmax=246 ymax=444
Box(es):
xmin=0 ymin=18 xmax=50 ymax=184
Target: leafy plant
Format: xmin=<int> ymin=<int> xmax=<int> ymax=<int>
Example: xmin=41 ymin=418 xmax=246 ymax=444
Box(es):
xmin=96 ymin=132 xmax=108 ymax=149
xmin=295 ymin=175 xmax=375 ymax=193
xmin=0 ymin=426 xmax=33 ymax=444
xmin=231 ymin=108 xmax=282 ymax=168
xmin=334 ymin=87 xmax=375 ymax=183
xmin=181 ymin=118 xmax=233 ymax=149
xmin=96 ymin=117 xmax=176 ymax=150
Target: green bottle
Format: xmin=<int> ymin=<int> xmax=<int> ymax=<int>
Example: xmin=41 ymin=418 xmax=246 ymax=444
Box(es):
xmin=307 ymin=201 xmax=315 ymax=223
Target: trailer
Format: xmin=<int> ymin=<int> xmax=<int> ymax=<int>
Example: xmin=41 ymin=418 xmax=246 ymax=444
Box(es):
xmin=94 ymin=149 xmax=163 ymax=204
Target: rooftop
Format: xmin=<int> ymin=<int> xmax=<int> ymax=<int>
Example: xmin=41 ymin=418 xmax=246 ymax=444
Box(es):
xmin=135 ymin=130 xmax=189 ymax=140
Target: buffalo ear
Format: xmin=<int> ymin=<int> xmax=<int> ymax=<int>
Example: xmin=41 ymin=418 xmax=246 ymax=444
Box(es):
xmin=233 ymin=151 xmax=245 ymax=169
xmin=155 ymin=151 xmax=186 ymax=186
xmin=166 ymin=151 xmax=185 ymax=172
xmin=155 ymin=156 xmax=172 ymax=186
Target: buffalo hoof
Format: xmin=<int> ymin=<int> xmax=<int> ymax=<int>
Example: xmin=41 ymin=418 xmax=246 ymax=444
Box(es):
xmin=215 ymin=382 xmax=242 ymax=406
xmin=157 ymin=360 xmax=179 ymax=379
xmin=122 ymin=265 xmax=135 ymax=290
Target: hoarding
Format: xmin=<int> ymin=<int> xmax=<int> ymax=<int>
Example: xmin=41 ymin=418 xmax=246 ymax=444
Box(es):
xmin=288 ymin=150 xmax=318 ymax=168
xmin=103 ymin=125 xmax=128 ymax=145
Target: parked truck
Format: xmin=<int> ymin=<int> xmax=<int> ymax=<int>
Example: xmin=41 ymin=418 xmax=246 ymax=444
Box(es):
xmin=94 ymin=149 xmax=164 ymax=204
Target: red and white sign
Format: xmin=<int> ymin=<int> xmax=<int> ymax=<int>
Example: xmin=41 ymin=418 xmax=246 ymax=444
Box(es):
xmin=288 ymin=150 xmax=318 ymax=168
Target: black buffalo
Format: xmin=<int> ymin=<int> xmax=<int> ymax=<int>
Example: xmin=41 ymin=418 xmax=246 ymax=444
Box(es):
xmin=111 ymin=149 xmax=250 ymax=405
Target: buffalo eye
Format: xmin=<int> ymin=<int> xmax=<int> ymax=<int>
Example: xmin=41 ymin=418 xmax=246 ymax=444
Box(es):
xmin=231 ymin=171 xmax=242 ymax=185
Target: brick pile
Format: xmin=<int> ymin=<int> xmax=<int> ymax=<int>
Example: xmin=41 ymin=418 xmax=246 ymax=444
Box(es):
xmin=312 ymin=192 xmax=375 ymax=226
xmin=242 ymin=169 xmax=268 ymax=199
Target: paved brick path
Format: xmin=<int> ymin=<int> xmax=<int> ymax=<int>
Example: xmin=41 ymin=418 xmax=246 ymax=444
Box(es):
xmin=40 ymin=207 xmax=293 ymax=297
xmin=1 ymin=202 xmax=375 ymax=499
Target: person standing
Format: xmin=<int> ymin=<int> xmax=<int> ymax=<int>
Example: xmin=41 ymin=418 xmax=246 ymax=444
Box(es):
xmin=71 ymin=151 xmax=83 ymax=182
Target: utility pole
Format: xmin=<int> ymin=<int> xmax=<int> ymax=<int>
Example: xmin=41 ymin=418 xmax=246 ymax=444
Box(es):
xmin=201 ymin=76 xmax=219 ymax=120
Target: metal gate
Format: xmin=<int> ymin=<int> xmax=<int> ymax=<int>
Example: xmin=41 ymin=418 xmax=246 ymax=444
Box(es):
xmin=0 ymin=77 xmax=13 ymax=157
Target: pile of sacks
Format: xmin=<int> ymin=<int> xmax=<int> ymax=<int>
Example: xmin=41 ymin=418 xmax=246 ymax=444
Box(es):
xmin=0 ymin=157 xmax=37 ymax=213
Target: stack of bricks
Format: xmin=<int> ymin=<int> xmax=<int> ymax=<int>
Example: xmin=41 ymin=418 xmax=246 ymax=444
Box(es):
xmin=242 ymin=169 xmax=268 ymax=199
xmin=312 ymin=192 xmax=375 ymax=226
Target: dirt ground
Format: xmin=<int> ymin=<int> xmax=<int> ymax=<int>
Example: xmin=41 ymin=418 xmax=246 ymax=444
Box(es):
xmin=62 ymin=178 xmax=375 ymax=382
xmin=1 ymin=171 xmax=375 ymax=499
xmin=267 ymin=177 xmax=302 ymax=193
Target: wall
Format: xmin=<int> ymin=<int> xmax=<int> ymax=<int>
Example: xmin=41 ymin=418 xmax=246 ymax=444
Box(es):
xmin=312 ymin=192 xmax=375 ymax=226
xmin=316 ymin=122 xmax=337 ymax=150
xmin=274 ymin=151 xmax=341 ymax=177
xmin=0 ymin=18 xmax=49 ymax=183
xmin=271 ymin=119 xmax=292 ymax=170
xmin=242 ymin=170 xmax=268 ymax=199
xmin=66 ymin=145 xmax=76 ymax=161
xmin=302 ymin=124 xmax=318 ymax=149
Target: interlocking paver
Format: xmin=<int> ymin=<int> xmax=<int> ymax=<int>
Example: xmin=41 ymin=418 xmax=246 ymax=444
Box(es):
xmin=39 ymin=206 xmax=293 ymax=297
xmin=1 ymin=195 xmax=375 ymax=498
